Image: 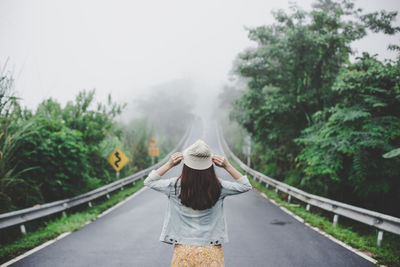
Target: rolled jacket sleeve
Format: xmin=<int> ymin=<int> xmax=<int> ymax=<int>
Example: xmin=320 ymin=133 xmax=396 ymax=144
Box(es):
xmin=144 ymin=170 xmax=174 ymax=196
xmin=220 ymin=175 xmax=253 ymax=198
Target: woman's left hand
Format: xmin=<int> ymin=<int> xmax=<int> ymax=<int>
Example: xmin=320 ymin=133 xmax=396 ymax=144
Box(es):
xmin=168 ymin=152 xmax=184 ymax=168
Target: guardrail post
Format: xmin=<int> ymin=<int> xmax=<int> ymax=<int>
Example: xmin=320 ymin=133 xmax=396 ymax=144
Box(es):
xmin=120 ymin=186 xmax=124 ymax=191
xmin=20 ymin=224 xmax=26 ymax=235
xmin=377 ymin=231 xmax=383 ymax=247
xmin=333 ymin=214 xmax=339 ymax=227
xmin=266 ymin=183 xmax=269 ymax=189
xmin=62 ymin=211 xmax=67 ymax=218
xmin=306 ymin=204 xmax=310 ymax=211
xmin=288 ymin=194 xmax=292 ymax=203
xmin=106 ymin=193 xmax=110 ymax=199
xmin=275 ymin=188 xmax=279 ymax=193
xmin=132 ymin=181 xmax=136 ymax=186
xmin=88 ymin=201 xmax=92 ymax=208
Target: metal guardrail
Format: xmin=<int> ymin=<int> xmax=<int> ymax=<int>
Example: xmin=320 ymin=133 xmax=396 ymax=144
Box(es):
xmin=217 ymin=126 xmax=400 ymax=246
xmin=0 ymin=126 xmax=191 ymax=232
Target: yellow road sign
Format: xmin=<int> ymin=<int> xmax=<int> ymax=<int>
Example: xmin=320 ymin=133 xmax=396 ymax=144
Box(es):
xmin=149 ymin=137 xmax=158 ymax=147
xmin=108 ymin=148 xmax=130 ymax=172
xmin=148 ymin=147 xmax=160 ymax=157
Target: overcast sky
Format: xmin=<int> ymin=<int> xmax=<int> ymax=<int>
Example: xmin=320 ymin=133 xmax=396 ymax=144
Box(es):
xmin=0 ymin=0 xmax=399 ymax=119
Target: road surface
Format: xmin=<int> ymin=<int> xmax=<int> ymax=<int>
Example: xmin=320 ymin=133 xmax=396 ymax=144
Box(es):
xmin=10 ymin=118 xmax=375 ymax=267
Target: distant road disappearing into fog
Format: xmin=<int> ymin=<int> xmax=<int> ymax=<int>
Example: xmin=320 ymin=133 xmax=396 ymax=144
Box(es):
xmin=10 ymin=119 xmax=375 ymax=267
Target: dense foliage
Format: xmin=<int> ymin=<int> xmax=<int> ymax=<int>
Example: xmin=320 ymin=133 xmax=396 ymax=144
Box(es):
xmin=0 ymin=77 xmax=185 ymax=213
xmin=0 ymin=74 xmax=194 ymax=213
xmin=295 ymin=54 xmax=400 ymax=215
xmin=227 ymin=0 xmax=400 ymax=216
xmin=0 ymin=74 xmax=42 ymax=211
xmin=0 ymin=87 xmax=127 ymax=212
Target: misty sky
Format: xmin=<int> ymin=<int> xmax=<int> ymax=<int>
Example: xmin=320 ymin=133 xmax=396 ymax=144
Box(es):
xmin=0 ymin=0 xmax=399 ymax=119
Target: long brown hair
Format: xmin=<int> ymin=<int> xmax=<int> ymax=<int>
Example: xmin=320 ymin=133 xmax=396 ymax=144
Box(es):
xmin=174 ymin=164 xmax=222 ymax=210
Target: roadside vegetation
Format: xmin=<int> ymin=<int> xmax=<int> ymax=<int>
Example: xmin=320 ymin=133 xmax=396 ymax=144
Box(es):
xmin=0 ymin=73 xmax=193 ymax=216
xmin=217 ymin=0 xmax=400 ymax=218
xmin=215 ymin=0 xmax=400 ymax=265
xmin=229 ymin=159 xmax=400 ymax=266
xmin=0 ymin=70 xmax=193 ymax=259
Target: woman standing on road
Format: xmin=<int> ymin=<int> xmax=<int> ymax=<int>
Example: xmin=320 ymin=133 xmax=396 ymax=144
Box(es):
xmin=144 ymin=139 xmax=252 ymax=266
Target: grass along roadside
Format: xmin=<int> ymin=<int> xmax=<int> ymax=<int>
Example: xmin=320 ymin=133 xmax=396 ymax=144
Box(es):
xmin=0 ymin=180 xmax=144 ymax=265
xmin=230 ymin=159 xmax=400 ymax=266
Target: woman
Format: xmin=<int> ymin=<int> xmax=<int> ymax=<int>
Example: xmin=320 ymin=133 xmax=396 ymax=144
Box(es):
xmin=144 ymin=139 xmax=252 ymax=266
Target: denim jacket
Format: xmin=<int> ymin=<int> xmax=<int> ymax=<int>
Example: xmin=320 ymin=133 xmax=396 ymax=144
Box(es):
xmin=144 ymin=169 xmax=252 ymax=246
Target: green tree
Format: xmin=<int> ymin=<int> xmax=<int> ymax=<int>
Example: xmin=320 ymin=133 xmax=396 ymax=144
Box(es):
xmin=62 ymin=90 xmax=125 ymax=146
xmin=233 ymin=0 xmax=399 ymax=180
xmin=61 ymin=90 xmax=126 ymax=180
xmin=1 ymin=89 xmax=127 ymax=211
xmin=295 ymin=53 xmax=400 ymax=216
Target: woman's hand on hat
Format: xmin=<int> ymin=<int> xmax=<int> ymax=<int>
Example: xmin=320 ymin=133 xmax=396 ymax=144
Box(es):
xmin=212 ymin=155 xmax=244 ymax=180
xmin=168 ymin=152 xmax=184 ymax=169
xmin=212 ymin=155 xmax=229 ymax=169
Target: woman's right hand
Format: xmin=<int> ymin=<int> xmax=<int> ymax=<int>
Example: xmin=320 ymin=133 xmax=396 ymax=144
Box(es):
xmin=212 ymin=155 xmax=230 ymax=169
xmin=167 ymin=152 xmax=184 ymax=168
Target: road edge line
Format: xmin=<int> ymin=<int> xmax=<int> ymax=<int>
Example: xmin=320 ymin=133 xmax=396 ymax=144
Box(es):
xmin=0 ymin=232 xmax=71 ymax=267
xmin=97 ymin=187 xmax=147 ymax=219
xmin=1 ymin=186 xmax=148 ymax=267
xmin=258 ymin=190 xmax=379 ymax=266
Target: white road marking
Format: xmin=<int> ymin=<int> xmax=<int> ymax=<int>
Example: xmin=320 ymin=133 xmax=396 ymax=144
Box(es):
xmin=257 ymin=190 xmax=378 ymax=265
xmin=215 ymin=123 xmax=227 ymax=158
xmin=97 ymin=187 xmax=147 ymax=218
xmin=1 ymin=186 xmax=148 ymax=267
xmin=216 ymin=125 xmax=378 ymax=265
xmin=1 ymin=232 xmax=71 ymax=267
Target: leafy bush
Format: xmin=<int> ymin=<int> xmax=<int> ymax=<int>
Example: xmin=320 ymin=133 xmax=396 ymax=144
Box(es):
xmin=295 ymin=54 xmax=400 ymax=215
xmin=17 ymin=116 xmax=92 ymax=202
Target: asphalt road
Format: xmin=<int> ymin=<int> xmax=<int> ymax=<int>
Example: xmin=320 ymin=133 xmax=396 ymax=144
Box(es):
xmin=10 ymin=118 xmax=375 ymax=267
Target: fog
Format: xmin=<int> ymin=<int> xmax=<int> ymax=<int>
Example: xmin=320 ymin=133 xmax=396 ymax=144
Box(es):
xmin=0 ymin=0 xmax=399 ymax=121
